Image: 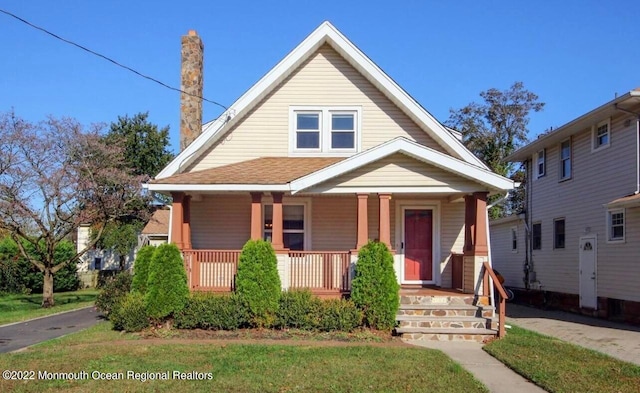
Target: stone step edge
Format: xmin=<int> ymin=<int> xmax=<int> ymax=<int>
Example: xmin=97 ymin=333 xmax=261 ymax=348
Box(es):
xmin=399 ymin=304 xmax=494 ymax=310
xmin=395 ymin=327 xmax=497 ymax=335
xmin=396 ymin=315 xmax=495 ymax=322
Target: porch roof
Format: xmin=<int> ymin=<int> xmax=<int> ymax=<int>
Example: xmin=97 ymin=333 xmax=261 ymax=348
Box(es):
xmin=606 ymin=193 xmax=640 ymax=208
xmin=150 ymin=157 xmax=343 ymax=185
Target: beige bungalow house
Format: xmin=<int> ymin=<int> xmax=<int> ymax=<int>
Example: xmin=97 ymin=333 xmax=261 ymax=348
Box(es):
xmin=147 ymin=22 xmax=513 ymax=339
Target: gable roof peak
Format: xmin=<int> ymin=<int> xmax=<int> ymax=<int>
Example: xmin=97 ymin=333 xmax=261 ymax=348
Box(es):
xmin=156 ymin=22 xmax=487 ymax=180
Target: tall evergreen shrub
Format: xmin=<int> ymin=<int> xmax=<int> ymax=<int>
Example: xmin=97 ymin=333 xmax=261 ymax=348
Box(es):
xmin=236 ymin=239 xmax=281 ymax=327
xmin=131 ymin=245 xmax=154 ymax=294
xmin=145 ymin=244 xmax=189 ymax=320
xmin=350 ymin=241 xmax=399 ymax=330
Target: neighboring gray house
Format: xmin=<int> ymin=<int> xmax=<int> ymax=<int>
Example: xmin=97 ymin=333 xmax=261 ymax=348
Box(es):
xmin=491 ymin=89 xmax=640 ymax=324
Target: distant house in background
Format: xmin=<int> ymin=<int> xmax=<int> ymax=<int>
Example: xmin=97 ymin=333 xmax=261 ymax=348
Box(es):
xmin=76 ymin=224 xmax=136 ymax=287
xmin=140 ymin=208 xmax=170 ymax=246
xmin=75 ymin=208 xmax=170 ymax=287
xmin=491 ymin=89 xmax=640 ymax=325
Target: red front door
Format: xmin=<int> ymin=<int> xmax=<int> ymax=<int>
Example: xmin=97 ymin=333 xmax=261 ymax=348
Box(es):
xmin=404 ymin=209 xmax=433 ymax=281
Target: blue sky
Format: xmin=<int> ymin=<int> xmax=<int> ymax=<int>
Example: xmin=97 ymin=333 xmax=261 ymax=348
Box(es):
xmin=2 ymin=1 xmax=639 ymax=154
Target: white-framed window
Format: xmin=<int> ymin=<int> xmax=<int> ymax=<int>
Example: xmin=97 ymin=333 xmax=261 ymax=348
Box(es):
xmin=532 ymin=222 xmax=542 ymax=250
xmin=607 ymin=209 xmax=625 ymax=242
xmin=536 ymin=149 xmax=545 ymax=178
xmin=559 ymin=139 xmax=572 ymax=181
xmin=263 ymin=203 xmax=307 ymax=251
xmin=290 ymin=106 xmax=361 ymax=155
xmin=553 ymin=218 xmax=565 ymax=249
xmin=511 ymin=227 xmax=518 ymax=252
xmin=592 ymin=118 xmax=610 ymax=151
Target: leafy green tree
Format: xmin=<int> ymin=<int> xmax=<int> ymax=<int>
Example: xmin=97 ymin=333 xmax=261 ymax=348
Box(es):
xmin=447 ymin=82 xmax=544 ymax=217
xmin=351 ymin=241 xmax=399 ymax=330
xmin=106 ymin=112 xmax=173 ymax=179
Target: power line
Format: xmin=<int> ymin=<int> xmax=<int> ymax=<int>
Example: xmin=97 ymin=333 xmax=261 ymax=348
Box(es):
xmin=0 ymin=8 xmax=227 ymax=111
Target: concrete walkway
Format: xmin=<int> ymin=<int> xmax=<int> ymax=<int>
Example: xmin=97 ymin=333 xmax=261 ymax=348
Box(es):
xmin=406 ymin=304 xmax=640 ymax=392
xmin=506 ymin=303 xmax=640 ymax=366
xmin=406 ymin=340 xmax=546 ymax=393
xmin=0 ymin=307 xmax=103 ymax=353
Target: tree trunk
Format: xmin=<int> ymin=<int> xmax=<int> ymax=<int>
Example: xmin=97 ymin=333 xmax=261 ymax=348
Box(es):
xmin=42 ymin=269 xmax=55 ymax=308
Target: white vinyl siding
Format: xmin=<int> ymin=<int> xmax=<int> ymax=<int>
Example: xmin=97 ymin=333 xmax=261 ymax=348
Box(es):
xmin=188 ymin=44 xmax=446 ymax=172
xmin=306 ymin=153 xmax=483 ymax=192
xmin=489 ymin=218 xmax=526 ymax=288
xmin=527 ymin=111 xmax=640 ymax=301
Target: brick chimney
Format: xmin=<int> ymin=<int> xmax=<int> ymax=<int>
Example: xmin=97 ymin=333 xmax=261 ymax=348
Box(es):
xmin=180 ymin=30 xmax=204 ymax=151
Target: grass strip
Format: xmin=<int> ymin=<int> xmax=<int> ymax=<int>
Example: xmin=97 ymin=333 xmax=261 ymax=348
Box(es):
xmin=484 ymin=324 xmax=640 ymax=393
xmin=0 ymin=323 xmax=488 ymax=393
xmin=0 ymin=289 xmax=99 ymax=326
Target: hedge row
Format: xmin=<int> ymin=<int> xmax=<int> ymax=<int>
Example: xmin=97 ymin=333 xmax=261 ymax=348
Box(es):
xmin=175 ymin=289 xmax=362 ymax=332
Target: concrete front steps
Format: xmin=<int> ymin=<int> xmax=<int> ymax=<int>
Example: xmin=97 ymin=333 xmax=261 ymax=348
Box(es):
xmin=394 ymin=290 xmax=498 ymax=342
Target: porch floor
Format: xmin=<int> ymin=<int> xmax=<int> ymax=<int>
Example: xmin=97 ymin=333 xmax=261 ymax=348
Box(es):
xmin=399 ymin=286 xmax=468 ymax=297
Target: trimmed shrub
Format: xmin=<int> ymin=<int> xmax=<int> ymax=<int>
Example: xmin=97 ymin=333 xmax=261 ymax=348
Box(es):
xmin=350 ymin=241 xmax=400 ymax=330
xmin=318 ymin=299 xmax=363 ymax=332
xmin=131 ymin=245 xmax=154 ymax=294
xmin=175 ymin=292 xmax=247 ymax=330
xmin=110 ymin=292 xmax=149 ymax=332
xmin=236 ymin=239 xmax=281 ymax=327
xmin=145 ymin=243 xmax=189 ymax=320
xmin=95 ymin=271 xmax=132 ymax=316
xmin=276 ymin=289 xmax=321 ymax=330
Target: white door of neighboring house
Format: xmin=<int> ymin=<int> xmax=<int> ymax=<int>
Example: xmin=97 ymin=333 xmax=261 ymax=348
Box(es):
xmin=579 ymin=235 xmax=597 ymax=309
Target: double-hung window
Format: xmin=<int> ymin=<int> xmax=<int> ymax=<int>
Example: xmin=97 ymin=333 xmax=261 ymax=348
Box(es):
xmin=608 ymin=209 xmax=625 ymax=242
xmin=560 ymin=139 xmax=572 ymax=180
xmin=291 ymin=107 xmax=360 ymax=154
xmin=264 ymin=204 xmax=305 ymax=250
xmin=592 ymin=119 xmax=610 ymax=151
xmin=532 ymin=223 xmax=542 ymax=250
xmin=536 ymin=150 xmax=545 ymax=178
xmin=554 ymin=218 xmax=565 ymax=249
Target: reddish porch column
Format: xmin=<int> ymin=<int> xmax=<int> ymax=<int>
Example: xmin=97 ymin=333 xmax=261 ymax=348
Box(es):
xmin=355 ymin=194 xmax=369 ymax=250
xmin=250 ymin=192 xmax=263 ymax=240
xmin=271 ymin=192 xmax=285 ymax=250
xmin=378 ymin=193 xmax=392 ymax=249
xmin=473 ymin=192 xmax=489 ymax=256
xmin=171 ymin=192 xmax=185 ymax=250
xmin=182 ymin=195 xmax=192 ymax=249
xmin=463 ymin=192 xmax=489 ymax=256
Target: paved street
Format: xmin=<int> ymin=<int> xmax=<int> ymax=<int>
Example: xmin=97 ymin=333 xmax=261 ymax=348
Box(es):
xmin=0 ymin=307 xmax=103 ymax=353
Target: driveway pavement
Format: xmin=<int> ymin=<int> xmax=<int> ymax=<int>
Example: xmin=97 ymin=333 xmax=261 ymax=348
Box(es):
xmin=506 ymin=303 xmax=640 ymax=366
xmin=0 ymin=307 xmax=103 ymax=353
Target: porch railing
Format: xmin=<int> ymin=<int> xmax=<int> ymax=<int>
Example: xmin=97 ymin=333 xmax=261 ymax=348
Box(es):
xmin=482 ymin=261 xmax=507 ymax=338
xmin=288 ymin=251 xmax=352 ymax=292
xmin=182 ymin=250 xmax=240 ymax=291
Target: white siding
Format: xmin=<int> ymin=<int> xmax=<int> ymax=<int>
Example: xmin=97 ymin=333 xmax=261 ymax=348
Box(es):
xmin=188 ymin=44 xmax=445 ymax=172
xmin=308 ymin=153 xmax=481 ymax=192
xmin=528 ymin=111 xmax=640 ymax=301
xmin=490 ymin=219 xmax=526 ymax=289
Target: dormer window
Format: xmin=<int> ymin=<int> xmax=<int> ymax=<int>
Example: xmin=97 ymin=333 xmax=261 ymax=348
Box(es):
xmin=290 ymin=106 xmax=360 ymax=155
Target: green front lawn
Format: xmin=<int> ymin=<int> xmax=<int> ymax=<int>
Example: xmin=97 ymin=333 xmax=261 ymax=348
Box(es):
xmin=484 ymin=325 xmax=640 ymax=393
xmin=0 ymin=323 xmax=488 ymax=392
xmin=0 ymin=289 xmax=99 ymax=326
